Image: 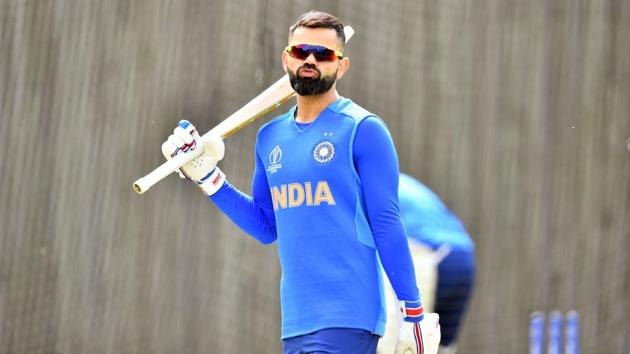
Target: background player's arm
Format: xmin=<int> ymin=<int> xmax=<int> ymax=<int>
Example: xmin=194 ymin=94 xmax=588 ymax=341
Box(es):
xmin=354 ymin=117 xmax=420 ymax=305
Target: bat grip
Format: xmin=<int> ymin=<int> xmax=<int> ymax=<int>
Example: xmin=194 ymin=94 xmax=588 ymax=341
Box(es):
xmin=132 ymin=148 xmax=201 ymax=194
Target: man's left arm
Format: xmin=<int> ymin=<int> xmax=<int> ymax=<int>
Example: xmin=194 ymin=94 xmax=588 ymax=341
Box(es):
xmin=353 ymin=116 xmax=422 ymax=316
xmin=354 ymin=117 xmax=441 ymax=354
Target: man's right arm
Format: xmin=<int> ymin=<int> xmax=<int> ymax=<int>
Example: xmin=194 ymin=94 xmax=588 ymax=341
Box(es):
xmin=210 ymin=149 xmax=278 ymax=244
xmin=161 ymin=120 xmax=277 ymax=244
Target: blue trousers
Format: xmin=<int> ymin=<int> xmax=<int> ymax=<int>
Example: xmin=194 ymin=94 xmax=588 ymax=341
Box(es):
xmin=283 ymin=328 xmax=379 ymax=354
xmin=434 ymin=247 xmax=475 ymax=346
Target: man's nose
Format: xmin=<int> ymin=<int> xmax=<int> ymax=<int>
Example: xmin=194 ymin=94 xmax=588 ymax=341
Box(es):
xmin=304 ymin=52 xmax=318 ymax=64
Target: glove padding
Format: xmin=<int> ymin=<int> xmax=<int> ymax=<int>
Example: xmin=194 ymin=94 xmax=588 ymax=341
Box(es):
xmin=161 ymin=120 xmax=226 ymax=195
xmin=396 ymin=310 xmax=441 ymax=354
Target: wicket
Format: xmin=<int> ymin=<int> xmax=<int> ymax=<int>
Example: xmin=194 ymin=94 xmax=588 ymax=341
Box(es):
xmin=530 ymin=310 xmax=580 ymax=354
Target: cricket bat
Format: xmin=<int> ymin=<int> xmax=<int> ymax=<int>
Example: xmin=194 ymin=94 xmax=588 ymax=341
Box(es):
xmin=133 ymin=26 xmax=355 ymax=194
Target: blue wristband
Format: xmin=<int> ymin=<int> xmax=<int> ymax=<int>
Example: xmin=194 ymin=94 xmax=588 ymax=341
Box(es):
xmin=399 ymin=299 xmax=425 ymax=322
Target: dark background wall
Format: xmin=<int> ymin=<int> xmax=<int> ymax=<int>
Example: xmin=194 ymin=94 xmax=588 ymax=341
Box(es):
xmin=1 ymin=1 xmax=628 ymax=353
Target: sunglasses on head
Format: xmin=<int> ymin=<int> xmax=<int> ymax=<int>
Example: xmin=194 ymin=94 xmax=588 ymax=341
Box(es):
xmin=284 ymin=44 xmax=344 ymax=62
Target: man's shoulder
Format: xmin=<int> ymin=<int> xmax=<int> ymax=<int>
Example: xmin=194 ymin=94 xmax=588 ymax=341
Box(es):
xmin=257 ymin=108 xmax=294 ymax=136
xmin=328 ymin=97 xmax=377 ymax=122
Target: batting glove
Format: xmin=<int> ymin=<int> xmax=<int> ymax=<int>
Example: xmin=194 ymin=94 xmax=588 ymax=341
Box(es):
xmin=161 ymin=120 xmax=226 ymax=196
xmin=395 ymin=300 xmax=441 ymax=354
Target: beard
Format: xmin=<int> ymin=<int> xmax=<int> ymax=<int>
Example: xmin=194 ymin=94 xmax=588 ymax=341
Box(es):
xmin=288 ymin=64 xmax=338 ymax=96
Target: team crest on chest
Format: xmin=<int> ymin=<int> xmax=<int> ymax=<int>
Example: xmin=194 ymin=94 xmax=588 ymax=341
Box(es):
xmin=313 ymin=140 xmax=335 ymax=164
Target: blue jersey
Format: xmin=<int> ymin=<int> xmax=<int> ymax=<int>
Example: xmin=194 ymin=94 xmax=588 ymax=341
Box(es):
xmin=398 ymin=173 xmax=474 ymax=251
xmin=211 ymin=97 xmax=420 ymax=339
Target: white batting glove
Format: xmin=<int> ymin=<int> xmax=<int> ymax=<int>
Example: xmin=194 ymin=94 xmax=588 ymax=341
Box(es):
xmin=161 ymin=120 xmax=226 ymax=195
xmin=395 ymin=300 xmax=441 ymax=354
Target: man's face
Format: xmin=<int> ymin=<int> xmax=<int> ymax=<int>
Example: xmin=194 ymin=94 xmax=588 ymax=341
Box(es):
xmin=283 ymin=27 xmax=349 ymax=96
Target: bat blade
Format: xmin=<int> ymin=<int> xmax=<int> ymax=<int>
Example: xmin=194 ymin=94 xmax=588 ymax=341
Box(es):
xmin=208 ymin=77 xmax=295 ymax=140
xmin=133 ymin=26 xmax=355 ymax=195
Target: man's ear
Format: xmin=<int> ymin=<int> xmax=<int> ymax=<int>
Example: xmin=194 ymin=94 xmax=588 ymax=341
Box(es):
xmin=336 ymin=57 xmax=350 ymax=80
xmin=281 ymin=51 xmax=289 ymax=73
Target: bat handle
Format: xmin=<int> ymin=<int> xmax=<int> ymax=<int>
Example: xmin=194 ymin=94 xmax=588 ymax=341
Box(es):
xmin=132 ymin=148 xmax=202 ymax=194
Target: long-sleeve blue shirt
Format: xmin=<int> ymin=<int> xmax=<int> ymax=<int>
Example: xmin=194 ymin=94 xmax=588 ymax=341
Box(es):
xmin=210 ymin=97 xmax=419 ymax=338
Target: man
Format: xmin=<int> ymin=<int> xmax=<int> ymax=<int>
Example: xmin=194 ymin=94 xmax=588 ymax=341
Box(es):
xmin=161 ymin=11 xmax=439 ymax=354
xmin=396 ymin=173 xmax=475 ymax=354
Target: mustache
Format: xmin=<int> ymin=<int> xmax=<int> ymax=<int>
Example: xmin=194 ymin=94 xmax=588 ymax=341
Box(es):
xmin=297 ymin=64 xmax=321 ymax=77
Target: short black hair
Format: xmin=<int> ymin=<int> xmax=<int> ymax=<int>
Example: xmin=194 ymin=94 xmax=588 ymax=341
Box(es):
xmin=289 ymin=10 xmax=345 ymax=47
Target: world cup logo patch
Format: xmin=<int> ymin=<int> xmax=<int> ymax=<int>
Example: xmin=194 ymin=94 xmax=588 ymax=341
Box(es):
xmin=267 ymin=145 xmax=283 ymax=174
xmin=313 ymin=141 xmax=335 ymax=164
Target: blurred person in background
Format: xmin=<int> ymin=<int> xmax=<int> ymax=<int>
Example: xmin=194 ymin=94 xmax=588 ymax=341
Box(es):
xmin=159 ymin=11 xmax=439 ymax=354
xmin=380 ymin=173 xmax=475 ymax=354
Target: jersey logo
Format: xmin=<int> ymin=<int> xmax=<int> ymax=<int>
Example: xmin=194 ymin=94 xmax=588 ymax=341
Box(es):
xmin=267 ymin=145 xmax=283 ymax=174
xmin=271 ymin=181 xmax=336 ymax=211
xmin=313 ymin=141 xmax=335 ymax=164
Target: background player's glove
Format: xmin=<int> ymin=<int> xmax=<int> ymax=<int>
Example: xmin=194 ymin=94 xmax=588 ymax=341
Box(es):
xmin=395 ymin=300 xmax=441 ymax=354
xmin=161 ymin=120 xmax=226 ymax=195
